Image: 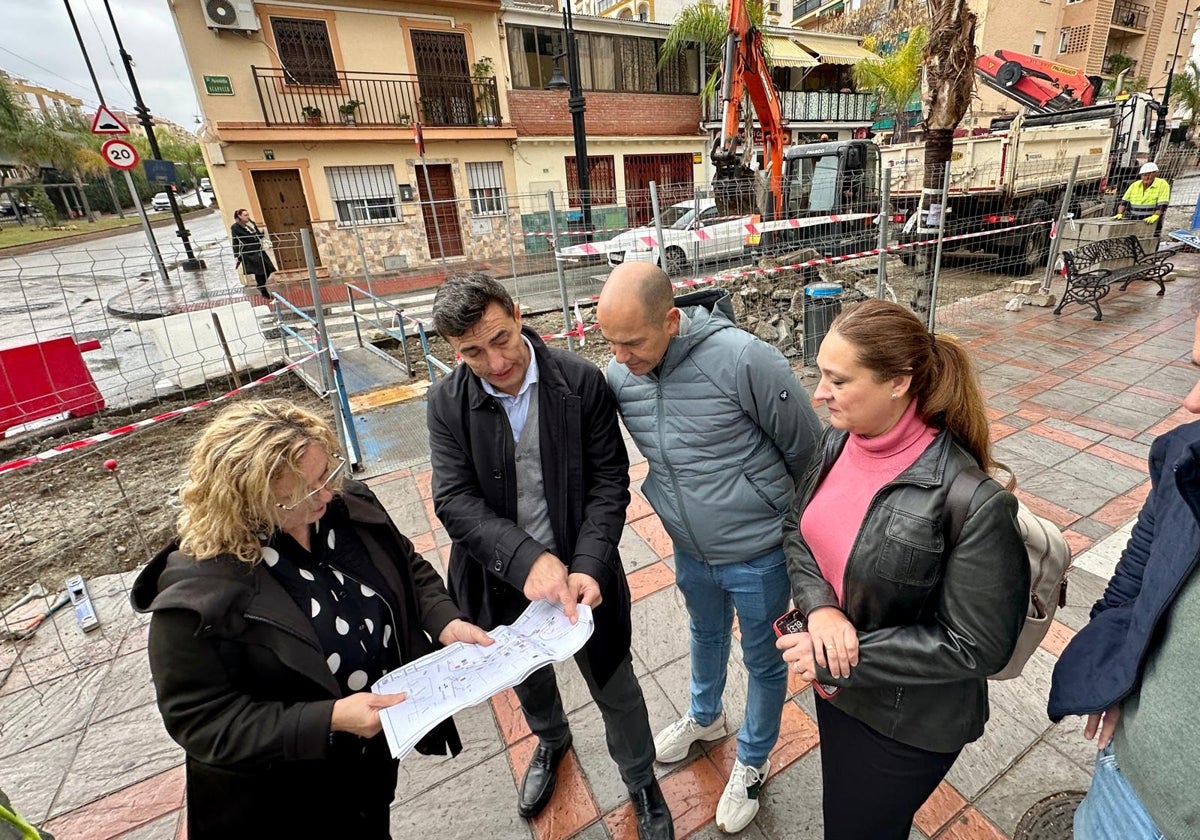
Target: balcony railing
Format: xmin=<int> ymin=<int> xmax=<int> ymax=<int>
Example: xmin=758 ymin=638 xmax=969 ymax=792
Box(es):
xmin=705 ymin=90 xmax=874 ymax=123
xmin=1101 ymin=54 xmax=1138 ymax=75
xmin=1111 ymin=0 xmax=1149 ymax=31
xmin=251 ymin=66 xmax=502 ymax=128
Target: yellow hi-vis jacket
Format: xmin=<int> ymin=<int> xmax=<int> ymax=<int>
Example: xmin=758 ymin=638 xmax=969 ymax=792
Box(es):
xmin=1121 ymin=177 xmax=1171 ymax=218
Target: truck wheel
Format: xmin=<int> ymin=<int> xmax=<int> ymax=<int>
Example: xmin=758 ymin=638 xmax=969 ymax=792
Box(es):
xmin=662 ymin=247 xmax=689 ymax=276
xmin=1000 ymin=200 xmax=1052 ymax=275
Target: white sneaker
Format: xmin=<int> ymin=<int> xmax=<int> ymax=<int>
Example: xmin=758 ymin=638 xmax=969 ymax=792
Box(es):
xmin=715 ymin=758 xmax=770 ymax=834
xmin=653 ymin=712 xmax=728 ymax=763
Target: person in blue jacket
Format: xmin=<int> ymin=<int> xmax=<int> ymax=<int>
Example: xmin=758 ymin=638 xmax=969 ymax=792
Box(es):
xmin=1048 ymin=314 xmax=1200 ymax=839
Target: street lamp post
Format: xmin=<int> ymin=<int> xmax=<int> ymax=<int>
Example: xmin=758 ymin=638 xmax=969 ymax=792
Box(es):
xmin=1154 ymin=5 xmax=1199 ymax=158
xmin=546 ymin=4 xmax=592 ymax=239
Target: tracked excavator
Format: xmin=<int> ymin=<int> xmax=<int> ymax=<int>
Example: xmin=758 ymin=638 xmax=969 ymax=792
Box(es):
xmin=710 ymin=0 xmax=786 ymax=221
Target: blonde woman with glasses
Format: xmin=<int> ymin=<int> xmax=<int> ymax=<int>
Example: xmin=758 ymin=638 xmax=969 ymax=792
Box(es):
xmin=132 ymin=399 xmax=491 ymax=840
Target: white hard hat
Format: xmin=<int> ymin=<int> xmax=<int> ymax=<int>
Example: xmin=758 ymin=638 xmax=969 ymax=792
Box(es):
xmin=1139 ymin=162 xmax=1159 ymax=175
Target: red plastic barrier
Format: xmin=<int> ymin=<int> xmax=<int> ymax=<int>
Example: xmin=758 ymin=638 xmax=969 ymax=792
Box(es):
xmin=0 ymin=337 xmax=105 ymax=438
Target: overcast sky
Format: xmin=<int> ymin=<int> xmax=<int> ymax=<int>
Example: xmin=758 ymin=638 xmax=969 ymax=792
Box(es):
xmin=2 ymin=0 xmax=199 ymax=131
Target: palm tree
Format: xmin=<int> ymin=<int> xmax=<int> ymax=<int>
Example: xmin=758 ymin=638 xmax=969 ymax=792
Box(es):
xmin=1171 ymin=60 xmax=1200 ymax=138
xmin=911 ymin=0 xmax=977 ymax=315
xmin=853 ymin=28 xmax=926 ymax=144
xmin=660 ymin=0 xmax=769 ymax=101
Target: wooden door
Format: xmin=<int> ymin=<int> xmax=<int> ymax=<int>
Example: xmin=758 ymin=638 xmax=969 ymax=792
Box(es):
xmin=623 ymin=153 xmax=695 ymax=226
xmin=415 ymin=164 xmax=463 ymax=259
xmin=410 ymin=30 xmax=474 ymax=126
xmin=251 ymin=169 xmax=316 ymax=270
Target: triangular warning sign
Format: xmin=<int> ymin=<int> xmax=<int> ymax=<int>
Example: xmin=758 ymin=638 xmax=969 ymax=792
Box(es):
xmin=91 ymin=106 xmax=129 ymax=135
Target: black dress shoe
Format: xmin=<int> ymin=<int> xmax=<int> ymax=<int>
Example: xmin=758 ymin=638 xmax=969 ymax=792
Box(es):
xmin=630 ymin=779 xmax=674 ymax=840
xmin=517 ymin=735 xmax=573 ymax=819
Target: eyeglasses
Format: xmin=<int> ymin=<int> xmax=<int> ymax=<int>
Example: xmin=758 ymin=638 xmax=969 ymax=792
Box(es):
xmin=275 ymin=456 xmax=346 ymax=511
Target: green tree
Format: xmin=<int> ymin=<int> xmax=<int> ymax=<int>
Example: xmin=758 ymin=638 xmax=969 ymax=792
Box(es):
xmin=1171 ymin=60 xmax=1200 ymax=136
xmin=660 ymin=0 xmax=769 ymax=101
xmin=853 ymin=28 xmax=926 ymax=143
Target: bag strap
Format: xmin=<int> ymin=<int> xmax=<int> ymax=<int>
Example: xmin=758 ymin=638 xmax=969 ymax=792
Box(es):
xmin=945 ymin=465 xmax=990 ymax=549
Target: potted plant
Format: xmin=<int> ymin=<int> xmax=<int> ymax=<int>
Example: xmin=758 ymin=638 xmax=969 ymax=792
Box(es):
xmin=396 ymin=112 xmax=413 ymax=127
xmin=301 ymin=104 xmax=322 ymax=125
xmin=472 ymin=56 xmax=500 ymax=126
xmin=338 ymin=99 xmax=363 ymax=125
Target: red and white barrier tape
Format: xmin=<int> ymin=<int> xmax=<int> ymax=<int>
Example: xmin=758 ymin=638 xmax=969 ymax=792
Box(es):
xmin=0 ymin=351 xmax=324 ymax=477
xmin=517 ymin=211 xmax=755 ymax=240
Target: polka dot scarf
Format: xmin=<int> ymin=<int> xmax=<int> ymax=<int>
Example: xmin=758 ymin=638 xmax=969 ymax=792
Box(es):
xmin=264 ymin=518 xmax=397 ymax=695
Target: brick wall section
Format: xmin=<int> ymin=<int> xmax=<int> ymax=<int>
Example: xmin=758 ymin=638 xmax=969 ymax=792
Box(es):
xmin=507 ymin=90 xmax=702 ymax=137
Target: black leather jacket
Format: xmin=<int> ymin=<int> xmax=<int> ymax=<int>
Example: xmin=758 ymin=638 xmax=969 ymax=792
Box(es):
xmin=784 ymin=427 xmax=1030 ymax=753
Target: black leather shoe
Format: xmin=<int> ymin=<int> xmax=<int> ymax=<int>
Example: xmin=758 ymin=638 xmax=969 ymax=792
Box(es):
xmin=630 ymin=779 xmax=674 ymax=840
xmin=517 ymin=735 xmax=573 ymax=819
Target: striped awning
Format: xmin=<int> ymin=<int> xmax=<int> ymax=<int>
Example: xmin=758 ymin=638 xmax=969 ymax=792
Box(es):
xmin=792 ymin=32 xmax=878 ymax=65
xmin=766 ymin=36 xmax=820 ymax=68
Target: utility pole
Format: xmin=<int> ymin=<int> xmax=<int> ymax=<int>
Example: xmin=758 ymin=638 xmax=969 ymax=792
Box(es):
xmin=62 ymin=0 xmax=170 ymax=286
xmin=547 ymin=4 xmax=592 ymax=239
xmin=100 ymin=0 xmax=205 ymax=270
xmin=1154 ymin=6 xmax=1198 ymax=159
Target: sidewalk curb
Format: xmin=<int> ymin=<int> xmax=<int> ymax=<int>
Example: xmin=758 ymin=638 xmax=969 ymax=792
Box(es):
xmin=0 ymin=207 xmax=216 ymax=257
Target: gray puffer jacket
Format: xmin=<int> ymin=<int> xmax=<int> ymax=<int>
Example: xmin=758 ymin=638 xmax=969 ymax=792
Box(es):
xmin=607 ymin=289 xmax=821 ymax=564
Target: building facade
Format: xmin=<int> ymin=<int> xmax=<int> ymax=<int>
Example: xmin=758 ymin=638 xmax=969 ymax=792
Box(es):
xmin=171 ymin=0 xmax=519 ymax=277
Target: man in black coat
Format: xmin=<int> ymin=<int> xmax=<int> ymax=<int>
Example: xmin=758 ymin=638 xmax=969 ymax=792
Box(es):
xmin=427 ymin=273 xmax=673 ymax=840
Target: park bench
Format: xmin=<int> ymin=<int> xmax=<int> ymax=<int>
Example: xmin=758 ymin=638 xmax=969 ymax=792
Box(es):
xmin=1055 ymin=235 xmax=1172 ymax=321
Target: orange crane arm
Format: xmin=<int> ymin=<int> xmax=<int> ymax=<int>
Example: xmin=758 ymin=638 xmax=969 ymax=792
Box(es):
xmin=711 ymin=0 xmax=785 ymax=219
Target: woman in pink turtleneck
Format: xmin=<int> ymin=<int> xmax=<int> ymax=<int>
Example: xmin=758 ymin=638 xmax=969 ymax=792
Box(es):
xmin=776 ymin=300 xmax=1028 ymax=840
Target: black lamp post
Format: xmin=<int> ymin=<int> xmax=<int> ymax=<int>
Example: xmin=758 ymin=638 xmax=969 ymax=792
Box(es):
xmin=547 ymin=4 xmax=592 ymax=238
xmin=1154 ymin=5 xmax=1199 ymax=158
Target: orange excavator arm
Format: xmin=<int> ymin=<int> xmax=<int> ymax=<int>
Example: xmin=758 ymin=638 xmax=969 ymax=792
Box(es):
xmin=711 ymin=0 xmax=785 ymax=219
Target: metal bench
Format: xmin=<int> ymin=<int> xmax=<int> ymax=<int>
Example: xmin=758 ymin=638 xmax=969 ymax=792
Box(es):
xmin=1055 ymin=235 xmax=1172 ymax=321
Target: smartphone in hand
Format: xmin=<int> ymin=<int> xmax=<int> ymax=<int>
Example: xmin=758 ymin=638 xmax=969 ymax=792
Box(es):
xmin=773 ymin=607 xmax=841 ymax=700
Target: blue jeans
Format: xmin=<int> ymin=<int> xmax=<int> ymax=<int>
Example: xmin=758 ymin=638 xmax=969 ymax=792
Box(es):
xmin=1074 ymin=746 xmax=1165 ymax=840
xmin=673 ymin=546 xmax=790 ymax=768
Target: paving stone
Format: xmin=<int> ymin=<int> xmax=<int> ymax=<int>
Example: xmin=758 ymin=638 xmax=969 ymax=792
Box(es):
xmin=0 ymin=664 xmax=108 ymax=759
xmin=994 ymin=431 xmax=1080 ymax=468
xmin=369 ymin=479 xmax=431 ymax=535
xmin=1040 ymin=418 xmax=1108 ymax=442
xmin=986 ymin=649 xmax=1056 ymax=735
xmin=0 ymin=729 xmax=81 ymax=824
xmin=1041 ymin=716 xmax=1100 ymax=775
xmin=945 ymin=711 xmax=1041 ymax=799
xmin=619 ymin=527 xmax=662 ymax=575
xmin=1024 ymin=345 xmax=1087 ymax=370
xmin=1024 ymin=389 xmax=1099 ymax=415
xmin=51 ymin=702 xmax=183 ymax=817
xmin=988 ymin=394 xmax=1023 ymax=413
xmin=570 ymin=820 xmax=612 ymax=839
xmin=629 ymin=588 xmax=692 ymax=671
xmin=979 ymin=372 xmax=1026 ymax=394
xmin=650 ymin=653 xmax=750 ymax=752
xmin=793 ymin=689 xmax=817 ymax=723
xmin=1070 ymin=517 xmax=1114 ymax=540
xmin=110 ymin=811 xmax=181 ymax=840
xmin=393 ymin=695 xmax=505 ymax=805
xmin=42 ymin=766 xmax=184 ymax=840
xmin=567 ymin=677 xmax=680 ymax=813
xmin=1088 ymin=356 xmax=1164 ymax=386
xmin=976 ymin=741 xmax=1093 ymax=836
xmin=1107 ymin=390 xmax=1178 ymax=418
xmin=1140 ymin=364 xmax=1199 ymax=398
xmin=990 ymin=362 xmax=1047 ymax=381
xmin=1079 ymin=401 xmax=1160 ymax=434
xmin=688 ymin=819 xmax=769 ymax=839
xmin=1072 ymin=519 xmax=1135 ymax=581
xmin=1045 ymin=378 xmax=1121 ymax=403
xmin=988 ymin=453 xmax=1046 ymax=486
xmin=89 ymin=650 xmax=156 ymax=726
xmin=1055 ymin=452 xmax=1145 ymax=495
xmin=1018 ymin=471 xmax=1116 ymax=518
xmin=1097 ymin=435 xmax=1151 ymax=462
xmin=389 ymin=751 xmax=532 ymax=839
xmin=753 ymin=748 xmax=824 ymax=839
xmin=1055 ymin=568 xmax=1109 ymax=633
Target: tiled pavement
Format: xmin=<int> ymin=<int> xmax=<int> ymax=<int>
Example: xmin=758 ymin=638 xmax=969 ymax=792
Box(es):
xmin=3 ymin=260 xmax=1199 ymax=840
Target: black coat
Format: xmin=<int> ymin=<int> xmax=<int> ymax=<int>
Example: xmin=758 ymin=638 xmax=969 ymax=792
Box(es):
xmin=427 ymin=328 xmax=633 ymax=687
xmin=131 ymin=481 xmax=464 ymax=840
xmin=231 ymin=220 xmax=276 ymax=277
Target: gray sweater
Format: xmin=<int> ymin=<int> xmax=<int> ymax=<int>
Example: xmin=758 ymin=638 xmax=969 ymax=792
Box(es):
xmin=607 ymin=292 xmax=820 ymax=564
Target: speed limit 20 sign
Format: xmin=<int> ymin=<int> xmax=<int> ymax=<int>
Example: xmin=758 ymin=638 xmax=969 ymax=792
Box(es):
xmin=101 ymin=138 xmax=140 ymax=171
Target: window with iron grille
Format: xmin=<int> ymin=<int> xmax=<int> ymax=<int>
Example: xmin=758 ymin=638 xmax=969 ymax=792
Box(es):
xmin=272 ymin=17 xmax=338 ymax=86
xmin=467 ymin=162 xmax=507 ymax=215
xmin=325 ymin=165 xmax=400 ymax=225
xmin=565 ymin=156 xmax=617 ymax=206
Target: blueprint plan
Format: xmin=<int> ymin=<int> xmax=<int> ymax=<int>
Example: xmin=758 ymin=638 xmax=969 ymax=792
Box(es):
xmin=373 ymin=599 xmax=594 ymax=759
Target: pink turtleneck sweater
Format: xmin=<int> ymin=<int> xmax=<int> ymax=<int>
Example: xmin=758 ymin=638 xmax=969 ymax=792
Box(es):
xmin=800 ymin=399 xmax=938 ymax=605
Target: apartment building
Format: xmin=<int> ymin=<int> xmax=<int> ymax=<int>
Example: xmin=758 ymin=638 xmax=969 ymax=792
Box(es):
xmin=0 ymin=72 xmax=85 ymax=121
xmin=170 ymin=0 xmax=519 ymax=276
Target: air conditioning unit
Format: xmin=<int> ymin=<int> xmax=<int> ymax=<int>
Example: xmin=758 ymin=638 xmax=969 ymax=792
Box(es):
xmin=202 ymin=0 xmax=260 ymax=31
